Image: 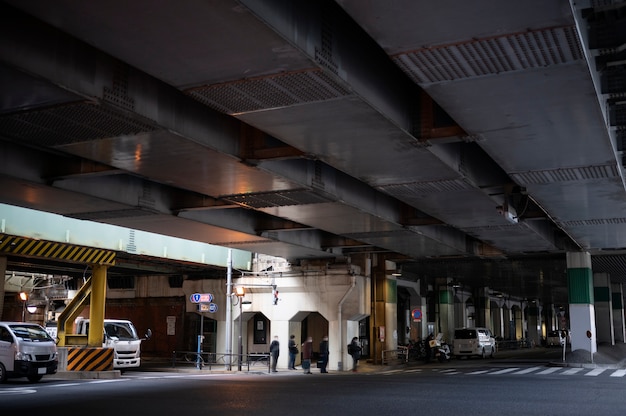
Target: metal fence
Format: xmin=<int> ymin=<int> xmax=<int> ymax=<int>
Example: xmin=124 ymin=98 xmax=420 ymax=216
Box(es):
xmin=171 ymin=351 xmax=271 ymax=372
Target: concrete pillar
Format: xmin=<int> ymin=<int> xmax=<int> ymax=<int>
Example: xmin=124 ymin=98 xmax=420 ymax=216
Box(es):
xmin=593 ymin=273 xmax=614 ymax=345
xmin=437 ymin=281 xmax=454 ymax=342
xmin=0 ymin=256 xmax=6 ymax=320
xmin=611 ymin=283 xmax=625 ymax=343
xmin=527 ymin=302 xmax=541 ymax=347
xmin=567 ymin=252 xmax=597 ymax=354
xmin=477 ymin=287 xmax=491 ymax=328
xmin=87 ymin=264 xmax=108 ymax=347
xmin=492 ymin=301 xmax=504 ymax=338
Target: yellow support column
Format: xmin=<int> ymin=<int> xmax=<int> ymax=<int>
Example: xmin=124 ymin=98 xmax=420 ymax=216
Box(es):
xmin=88 ymin=263 xmax=108 ymax=347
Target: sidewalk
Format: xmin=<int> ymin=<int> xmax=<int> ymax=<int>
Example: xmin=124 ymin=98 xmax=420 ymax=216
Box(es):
xmin=129 ymin=343 xmax=626 ymax=376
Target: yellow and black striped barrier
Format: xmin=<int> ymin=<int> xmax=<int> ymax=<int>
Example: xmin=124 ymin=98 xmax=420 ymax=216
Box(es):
xmin=66 ymin=347 xmax=114 ymax=371
xmin=0 ymin=233 xmax=115 ymax=265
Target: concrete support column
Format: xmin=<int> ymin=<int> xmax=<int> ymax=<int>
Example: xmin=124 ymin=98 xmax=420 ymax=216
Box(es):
xmin=567 ymin=252 xmax=597 ymax=354
xmin=492 ymin=303 xmax=504 ymax=339
xmin=514 ymin=304 xmax=524 ymax=341
xmin=503 ymin=306 xmax=512 ymax=340
xmin=593 ymin=273 xmax=614 ymax=345
xmin=477 ymin=287 xmax=491 ymax=328
xmin=87 ymin=263 xmax=108 ymax=347
xmin=437 ymin=281 xmax=454 ymax=342
xmin=384 ymin=277 xmax=398 ymax=352
xmin=527 ymin=302 xmax=541 ymax=347
xmin=0 ymin=256 xmax=6 ymax=320
xmin=611 ymin=283 xmax=625 ymax=343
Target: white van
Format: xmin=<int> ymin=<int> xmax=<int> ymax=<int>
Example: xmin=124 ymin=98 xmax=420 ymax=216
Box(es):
xmin=453 ymin=327 xmax=496 ymax=359
xmin=0 ymin=321 xmax=58 ymax=382
xmin=75 ymin=318 xmax=150 ymax=370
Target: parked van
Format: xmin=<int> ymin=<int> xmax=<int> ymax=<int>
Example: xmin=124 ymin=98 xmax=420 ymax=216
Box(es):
xmin=0 ymin=321 xmax=58 ymax=383
xmin=453 ymin=327 xmax=496 ymax=359
xmin=75 ymin=318 xmax=150 ymax=370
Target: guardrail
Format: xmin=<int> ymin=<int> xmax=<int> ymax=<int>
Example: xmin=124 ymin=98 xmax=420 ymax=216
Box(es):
xmin=171 ymin=351 xmax=271 ymax=372
xmin=381 ymin=346 xmax=409 ymax=365
xmin=496 ymin=339 xmax=534 ymax=350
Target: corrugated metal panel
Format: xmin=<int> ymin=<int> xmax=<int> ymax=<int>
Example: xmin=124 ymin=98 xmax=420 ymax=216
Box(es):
xmin=394 ymin=26 xmax=583 ymax=84
xmin=187 ymin=70 xmax=351 ymax=114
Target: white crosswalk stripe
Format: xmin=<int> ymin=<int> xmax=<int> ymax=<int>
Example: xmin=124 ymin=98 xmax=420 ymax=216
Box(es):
xmin=536 ymin=367 xmax=561 ymax=375
xmin=561 ymin=368 xmax=583 ymax=375
xmin=585 ymin=368 xmax=606 ymax=376
xmin=513 ymin=366 xmax=542 ymax=375
xmin=488 ymin=368 xmax=520 ymax=375
xmin=610 ymin=369 xmax=626 ymax=377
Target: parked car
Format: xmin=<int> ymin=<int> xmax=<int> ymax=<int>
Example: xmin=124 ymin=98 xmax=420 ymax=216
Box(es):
xmin=453 ymin=327 xmax=496 ymax=359
xmin=546 ymin=330 xmax=568 ymax=347
xmin=0 ymin=322 xmax=58 ymax=383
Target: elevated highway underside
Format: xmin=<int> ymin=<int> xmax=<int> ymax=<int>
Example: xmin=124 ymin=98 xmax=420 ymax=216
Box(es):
xmin=2 ymin=1 xmax=626 ymax=306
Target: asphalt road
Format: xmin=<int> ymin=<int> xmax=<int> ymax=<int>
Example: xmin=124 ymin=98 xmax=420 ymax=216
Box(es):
xmin=1 ymin=363 xmax=624 ymax=415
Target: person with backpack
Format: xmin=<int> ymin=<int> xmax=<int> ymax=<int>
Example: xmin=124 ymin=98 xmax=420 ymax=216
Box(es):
xmin=288 ymin=334 xmax=298 ymax=370
xmin=348 ymin=337 xmax=362 ymax=372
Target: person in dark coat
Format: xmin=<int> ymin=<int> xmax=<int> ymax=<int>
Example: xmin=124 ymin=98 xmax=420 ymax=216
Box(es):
xmin=319 ymin=335 xmax=329 ymax=373
xmin=348 ymin=337 xmax=362 ymax=372
xmin=302 ymin=336 xmax=313 ymax=374
xmin=270 ymin=335 xmax=280 ymax=372
xmin=288 ymin=334 xmax=298 ymax=370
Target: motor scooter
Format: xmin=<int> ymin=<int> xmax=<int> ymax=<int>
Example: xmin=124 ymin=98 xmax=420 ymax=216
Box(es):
xmin=429 ymin=333 xmax=451 ymax=362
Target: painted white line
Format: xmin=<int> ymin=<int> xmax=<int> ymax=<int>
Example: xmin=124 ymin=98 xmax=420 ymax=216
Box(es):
xmin=49 ymin=383 xmax=81 ymax=388
xmin=610 ymin=369 xmax=626 ymax=377
xmin=585 ymin=368 xmax=606 ymax=376
xmin=488 ymin=368 xmax=520 ymax=375
xmin=561 ymin=368 xmax=583 ymax=375
xmin=512 ymin=366 xmax=542 ymax=375
xmin=536 ymin=367 xmax=561 ymax=375
xmin=0 ymin=388 xmax=36 ymax=395
xmin=467 ymin=370 xmax=490 ymax=375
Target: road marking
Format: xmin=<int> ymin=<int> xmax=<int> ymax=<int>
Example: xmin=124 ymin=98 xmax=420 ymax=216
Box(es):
xmin=0 ymin=388 xmax=36 ymax=395
xmin=513 ymin=366 xmax=542 ymax=375
xmin=610 ymin=369 xmax=626 ymax=377
xmin=561 ymin=368 xmax=583 ymax=375
xmin=488 ymin=368 xmax=520 ymax=375
xmin=536 ymin=367 xmax=561 ymax=375
xmin=585 ymin=368 xmax=606 ymax=376
xmin=467 ymin=370 xmax=490 ymax=375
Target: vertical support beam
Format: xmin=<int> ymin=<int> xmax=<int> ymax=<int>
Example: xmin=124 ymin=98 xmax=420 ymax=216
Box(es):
xmin=437 ymin=280 xmax=455 ymax=342
xmin=87 ymin=263 xmax=107 ymax=347
xmin=594 ymin=273 xmax=614 ymax=345
xmin=612 ymin=283 xmax=626 ymax=343
xmin=527 ymin=302 xmax=541 ymax=347
xmin=477 ymin=287 xmax=491 ymax=328
xmin=567 ymin=252 xmax=597 ymax=354
xmin=0 ymin=256 xmax=6 ymax=320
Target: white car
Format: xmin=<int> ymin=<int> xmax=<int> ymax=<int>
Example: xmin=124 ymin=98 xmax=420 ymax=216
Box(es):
xmin=453 ymin=327 xmax=496 ymax=359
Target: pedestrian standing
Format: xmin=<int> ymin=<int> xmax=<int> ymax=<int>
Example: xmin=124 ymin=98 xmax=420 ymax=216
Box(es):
xmin=288 ymin=334 xmax=298 ymax=370
xmin=270 ymin=335 xmax=280 ymax=372
xmin=319 ymin=335 xmax=329 ymax=373
xmin=302 ymin=336 xmax=313 ymax=374
xmin=348 ymin=337 xmax=361 ymax=372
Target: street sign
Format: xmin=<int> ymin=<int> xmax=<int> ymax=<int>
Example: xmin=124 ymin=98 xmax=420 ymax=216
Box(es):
xmin=198 ymin=303 xmax=218 ymax=313
xmin=412 ymin=308 xmax=422 ymax=322
xmin=190 ymin=293 xmax=213 ymax=303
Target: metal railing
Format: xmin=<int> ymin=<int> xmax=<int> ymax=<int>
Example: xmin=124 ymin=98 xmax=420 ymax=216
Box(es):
xmin=381 ymin=346 xmax=409 ymax=365
xmin=171 ymin=351 xmax=271 ymax=373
